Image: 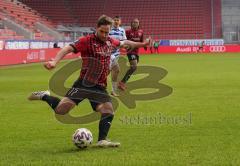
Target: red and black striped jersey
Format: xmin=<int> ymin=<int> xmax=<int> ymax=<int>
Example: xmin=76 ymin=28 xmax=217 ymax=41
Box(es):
xmin=126 ymin=29 xmax=144 ymax=55
xmin=70 ymin=34 xmax=120 ymax=88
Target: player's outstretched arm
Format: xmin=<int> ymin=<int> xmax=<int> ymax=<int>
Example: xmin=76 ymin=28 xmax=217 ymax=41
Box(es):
xmin=44 ymin=45 xmax=74 ymax=70
xmin=120 ymin=37 xmax=151 ymax=51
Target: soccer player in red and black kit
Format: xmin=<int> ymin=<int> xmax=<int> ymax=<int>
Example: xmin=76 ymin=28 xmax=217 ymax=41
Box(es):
xmin=118 ymin=18 xmax=145 ymax=91
xmin=28 ymin=15 xmax=150 ymax=147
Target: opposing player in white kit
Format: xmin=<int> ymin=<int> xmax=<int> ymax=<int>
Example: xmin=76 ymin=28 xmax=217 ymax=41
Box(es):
xmin=109 ymin=16 xmax=127 ymax=96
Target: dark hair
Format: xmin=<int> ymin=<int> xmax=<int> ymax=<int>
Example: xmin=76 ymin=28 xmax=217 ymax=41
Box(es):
xmin=53 ymin=42 xmax=60 ymax=48
xmin=113 ymin=16 xmax=121 ymax=19
xmin=97 ymin=15 xmax=113 ymax=27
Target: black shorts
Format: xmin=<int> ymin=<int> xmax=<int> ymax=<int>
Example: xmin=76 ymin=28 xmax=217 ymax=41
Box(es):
xmin=65 ymin=79 xmax=111 ymax=111
xmin=127 ymin=54 xmax=139 ymax=62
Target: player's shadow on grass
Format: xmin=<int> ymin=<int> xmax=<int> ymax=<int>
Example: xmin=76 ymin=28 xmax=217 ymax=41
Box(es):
xmin=56 ymin=146 xmax=120 ymax=154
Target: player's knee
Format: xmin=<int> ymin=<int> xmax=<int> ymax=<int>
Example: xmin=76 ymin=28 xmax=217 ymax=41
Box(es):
xmin=55 ymin=110 xmax=67 ymax=115
xmin=55 ymin=107 xmax=68 ymax=115
xmin=100 ymin=109 xmax=114 ymax=115
xmin=54 ymin=99 xmax=75 ymax=115
xmin=96 ymin=103 xmax=114 ymax=115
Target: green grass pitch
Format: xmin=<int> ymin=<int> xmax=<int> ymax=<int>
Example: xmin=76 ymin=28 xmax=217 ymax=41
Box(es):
xmin=0 ymin=53 xmax=240 ymax=165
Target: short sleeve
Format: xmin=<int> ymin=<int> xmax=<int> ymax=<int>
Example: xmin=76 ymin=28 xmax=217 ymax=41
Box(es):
xmin=69 ymin=37 xmax=87 ymax=53
xmin=111 ymin=38 xmax=120 ymax=48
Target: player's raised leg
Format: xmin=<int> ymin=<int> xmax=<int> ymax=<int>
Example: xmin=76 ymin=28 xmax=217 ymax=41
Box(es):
xmin=28 ymin=91 xmax=75 ymax=115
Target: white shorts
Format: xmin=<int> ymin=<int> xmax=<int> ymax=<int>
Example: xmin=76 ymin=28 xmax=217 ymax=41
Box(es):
xmin=110 ymin=54 xmax=120 ymax=70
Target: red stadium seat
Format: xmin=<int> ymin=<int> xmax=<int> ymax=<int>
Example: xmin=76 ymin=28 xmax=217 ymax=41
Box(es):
xmin=0 ymin=0 xmax=56 ymax=40
xmin=15 ymin=0 xmax=222 ymax=39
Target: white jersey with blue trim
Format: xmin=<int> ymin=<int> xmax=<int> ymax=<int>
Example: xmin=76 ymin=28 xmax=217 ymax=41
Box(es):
xmin=109 ymin=26 xmax=126 ymax=57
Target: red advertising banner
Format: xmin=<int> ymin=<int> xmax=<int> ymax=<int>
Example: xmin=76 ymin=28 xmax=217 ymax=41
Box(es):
xmin=139 ymin=45 xmax=240 ymax=54
xmin=1 ymin=45 xmax=240 ymax=66
xmin=0 ymin=48 xmax=80 ymax=66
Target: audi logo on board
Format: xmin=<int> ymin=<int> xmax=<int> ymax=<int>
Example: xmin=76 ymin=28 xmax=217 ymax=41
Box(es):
xmin=209 ymin=46 xmax=226 ymax=52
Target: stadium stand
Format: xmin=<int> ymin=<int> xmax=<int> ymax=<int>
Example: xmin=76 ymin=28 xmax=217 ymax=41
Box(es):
xmin=0 ymin=0 xmax=63 ymax=40
xmin=221 ymin=0 xmax=240 ymax=43
xmin=0 ymin=11 xmax=24 ymax=39
xmin=19 ymin=0 xmax=222 ymax=40
xmin=0 ymin=27 xmax=25 ymax=40
xmin=18 ymin=0 xmax=77 ymax=25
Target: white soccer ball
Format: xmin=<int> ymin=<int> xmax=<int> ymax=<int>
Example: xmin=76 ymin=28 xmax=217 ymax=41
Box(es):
xmin=72 ymin=128 xmax=93 ymax=149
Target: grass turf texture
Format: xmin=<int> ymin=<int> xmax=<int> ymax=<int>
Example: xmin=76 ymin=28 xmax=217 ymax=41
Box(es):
xmin=0 ymin=53 xmax=240 ymax=165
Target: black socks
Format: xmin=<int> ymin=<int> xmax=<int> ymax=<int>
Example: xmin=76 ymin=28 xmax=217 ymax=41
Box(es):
xmin=42 ymin=95 xmax=60 ymax=110
xmin=121 ymin=67 xmax=137 ymax=83
xmin=98 ymin=113 xmax=114 ymax=141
